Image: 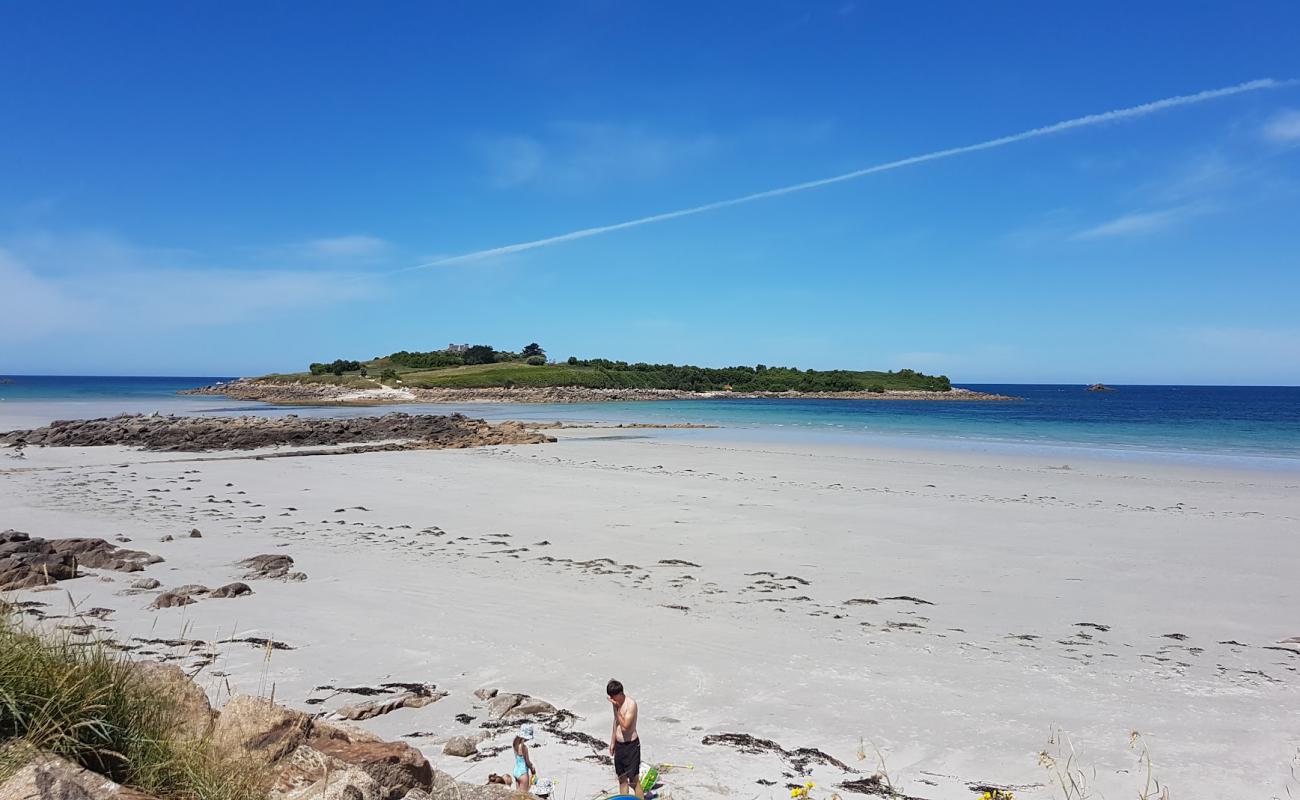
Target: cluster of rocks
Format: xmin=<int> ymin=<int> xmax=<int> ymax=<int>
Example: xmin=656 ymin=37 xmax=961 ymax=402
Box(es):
xmin=332 ymin=687 xmax=447 ymax=722
xmin=140 ymin=554 xmax=305 ymax=610
xmin=182 ymin=378 xmax=1017 ymax=405
xmin=240 ymin=553 xmax=307 ymax=581
xmin=0 ymin=664 xmax=518 ymax=800
xmin=473 ymin=688 xmax=558 ymax=721
xmin=0 ymin=412 xmax=554 ymax=452
xmin=149 ymin=581 xmax=252 ymax=610
xmin=442 ymin=688 xmax=600 ymax=762
xmin=0 ymin=531 xmax=161 ymax=592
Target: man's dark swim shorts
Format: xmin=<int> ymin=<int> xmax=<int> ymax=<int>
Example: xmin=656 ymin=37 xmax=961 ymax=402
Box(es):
xmin=614 ymin=738 xmax=641 ymax=782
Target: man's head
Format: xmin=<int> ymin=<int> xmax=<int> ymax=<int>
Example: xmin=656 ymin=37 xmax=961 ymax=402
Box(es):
xmin=606 ymin=678 xmax=625 ymax=701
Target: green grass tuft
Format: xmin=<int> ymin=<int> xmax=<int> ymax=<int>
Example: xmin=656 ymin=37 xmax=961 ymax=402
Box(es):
xmin=0 ymin=614 xmax=266 ymax=800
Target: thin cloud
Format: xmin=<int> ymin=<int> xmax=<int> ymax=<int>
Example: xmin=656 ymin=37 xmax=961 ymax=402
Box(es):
xmin=0 ymin=235 xmax=377 ymax=341
xmin=478 ymin=122 xmax=718 ymax=190
xmin=1261 ymin=108 xmax=1300 ymax=143
xmin=299 ymin=235 xmax=390 ymax=259
xmin=393 ymin=78 xmax=1293 ymax=274
xmin=0 ymin=249 xmax=96 ymax=340
xmin=1165 ymin=325 xmax=1300 ymax=382
xmin=1072 ymin=206 xmax=1193 ymax=240
xmin=1182 ymin=325 xmax=1300 ymax=360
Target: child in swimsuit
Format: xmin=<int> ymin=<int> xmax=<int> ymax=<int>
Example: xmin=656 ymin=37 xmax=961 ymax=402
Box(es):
xmin=512 ymin=723 xmax=536 ymax=791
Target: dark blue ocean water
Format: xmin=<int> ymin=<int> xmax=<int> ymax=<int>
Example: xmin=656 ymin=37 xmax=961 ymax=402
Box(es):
xmin=2 ymin=376 xmax=1297 ymax=465
xmin=0 ymin=375 xmax=233 ymax=401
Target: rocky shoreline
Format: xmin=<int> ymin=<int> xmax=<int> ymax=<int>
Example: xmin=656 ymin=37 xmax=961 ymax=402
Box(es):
xmin=0 ymin=668 xmax=527 ymax=800
xmin=0 ymin=413 xmax=554 ymax=452
xmin=182 ymin=378 xmax=1017 ymax=405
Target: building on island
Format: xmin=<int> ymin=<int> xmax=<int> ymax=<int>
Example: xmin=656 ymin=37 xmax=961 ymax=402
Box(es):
xmin=446 ymin=343 xmax=469 ymax=353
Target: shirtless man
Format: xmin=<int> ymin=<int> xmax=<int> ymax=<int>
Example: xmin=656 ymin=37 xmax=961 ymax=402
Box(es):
xmin=606 ymin=678 xmax=642 ymax=797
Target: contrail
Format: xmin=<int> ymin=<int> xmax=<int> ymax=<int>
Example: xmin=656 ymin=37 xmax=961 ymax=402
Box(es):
xmin=392 ymin=78 xmax=1291 ymax=273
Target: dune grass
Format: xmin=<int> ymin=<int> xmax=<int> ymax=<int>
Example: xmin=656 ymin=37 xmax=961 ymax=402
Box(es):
xmin=0 ymin=614 xmax=266 ymax=800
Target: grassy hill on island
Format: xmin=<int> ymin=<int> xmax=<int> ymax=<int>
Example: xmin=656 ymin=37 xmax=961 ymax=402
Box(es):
xmin=258 ymin=344 xmax=953 ymax=393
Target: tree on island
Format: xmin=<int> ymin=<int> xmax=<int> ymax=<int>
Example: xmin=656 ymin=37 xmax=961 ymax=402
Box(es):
xmin=462 ymin=344 xmax=496 ymax=365
xmin=309 ymin=359 xmax=362 ymax=376
xmin=522 ymin=342 xmax=545 ymax=359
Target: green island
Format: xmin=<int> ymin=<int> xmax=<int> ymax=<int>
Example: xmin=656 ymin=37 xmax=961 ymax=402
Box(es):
xmin=259 ymin=343 xmax=953 ymax=393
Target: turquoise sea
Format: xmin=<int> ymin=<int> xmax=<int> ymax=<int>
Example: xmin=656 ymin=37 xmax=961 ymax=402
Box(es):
xmin=1 ymin=375 xmax=1298 ymax=469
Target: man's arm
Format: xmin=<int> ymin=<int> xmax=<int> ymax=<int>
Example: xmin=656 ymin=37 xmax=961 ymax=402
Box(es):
xmin=615 ymin=699 xmax=637 ymax=732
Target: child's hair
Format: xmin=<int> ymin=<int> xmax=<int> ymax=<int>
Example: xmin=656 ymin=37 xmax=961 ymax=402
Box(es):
xmin=607 ymin=678 xmax=624 ymax=696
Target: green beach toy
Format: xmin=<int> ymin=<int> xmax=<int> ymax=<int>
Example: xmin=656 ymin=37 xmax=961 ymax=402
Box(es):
xmin=641 ymin=765 xmax=659 ymax=793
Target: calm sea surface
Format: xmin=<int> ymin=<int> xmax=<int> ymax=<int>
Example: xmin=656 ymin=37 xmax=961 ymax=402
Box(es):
xmin=2 ymin=376 xmax=1297 ymax=468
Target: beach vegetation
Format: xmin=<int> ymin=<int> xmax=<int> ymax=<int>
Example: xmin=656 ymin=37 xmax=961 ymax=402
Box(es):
xmin=257 ymin=372 xmax=376 ymax=387
xmin=0 ymin=614 xmax=266 ymax=800
xmin=386 ymin=350 xmax=464 ymax=369
xmin=288 ymin=350 xmax=952 ymax=393
xmin=308 ymin=359 xmax=362 ymax=376
xmin=462 ymin=344 xmax=497 ymax=365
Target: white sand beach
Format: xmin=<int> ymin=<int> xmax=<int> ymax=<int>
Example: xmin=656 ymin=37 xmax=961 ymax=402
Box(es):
xmin=2 ymin=428 xmax=1297 ymax=799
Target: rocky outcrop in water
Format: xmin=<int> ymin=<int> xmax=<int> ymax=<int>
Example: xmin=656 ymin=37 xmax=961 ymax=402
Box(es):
xmin=0 ymin=413 xmax=554 ymax=452
xmin=0 ymin=531 xmax=161 ymax=591
xmin=183 ymin=378 xmax=1017 ymax=405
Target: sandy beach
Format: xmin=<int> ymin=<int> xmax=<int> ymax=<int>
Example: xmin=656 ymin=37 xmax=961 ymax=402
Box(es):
xmin=2 ymin=426 xmax=1297 ymax=799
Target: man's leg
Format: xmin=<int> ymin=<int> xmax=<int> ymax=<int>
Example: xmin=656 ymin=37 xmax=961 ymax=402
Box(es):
xmin=615 ymin=743 xmax=631 ymax=795
xmin=630 ymin=742 xmax=643 ymax=799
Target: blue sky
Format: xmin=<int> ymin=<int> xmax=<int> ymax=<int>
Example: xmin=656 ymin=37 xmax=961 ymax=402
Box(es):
xmin=2 ymin=1 xmax=1298 ymax=383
